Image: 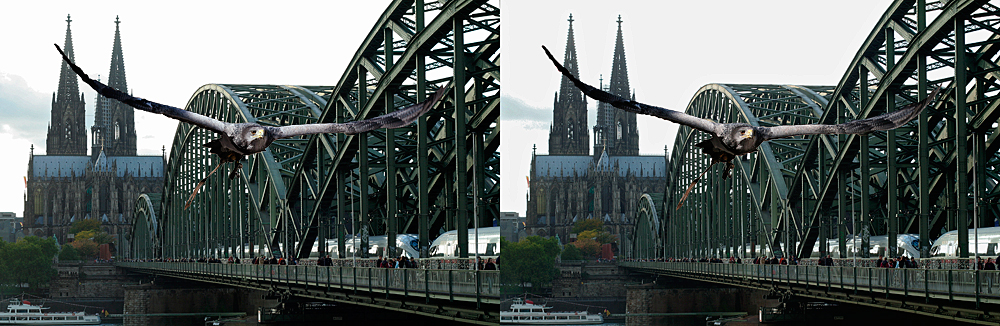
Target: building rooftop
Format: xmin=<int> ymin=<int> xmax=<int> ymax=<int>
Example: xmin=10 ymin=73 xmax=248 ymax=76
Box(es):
xmin=534 ymin=154 xmax=666 ymax=178
xmin=32 ymin=155 xmax=163 ymax=178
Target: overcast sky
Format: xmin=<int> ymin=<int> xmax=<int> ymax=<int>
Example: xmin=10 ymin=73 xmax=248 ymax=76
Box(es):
xmin=500 ymin=0 xmax=895 ymax=216
xmin=0 ymin=1 xmax=391 ymax=214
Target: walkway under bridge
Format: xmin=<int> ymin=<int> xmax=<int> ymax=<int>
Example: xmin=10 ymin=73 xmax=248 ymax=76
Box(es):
xmin=628 ymin=0 xmax=1000 ymax=263
xmin=123 ymin=0 xmax=499 ymax=324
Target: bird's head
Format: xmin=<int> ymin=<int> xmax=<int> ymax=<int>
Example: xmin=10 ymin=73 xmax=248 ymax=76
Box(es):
xmin=251 ymin=128 xmax=265 ymax=140
xmin=739 ymin=128 xmax=754 ymax=140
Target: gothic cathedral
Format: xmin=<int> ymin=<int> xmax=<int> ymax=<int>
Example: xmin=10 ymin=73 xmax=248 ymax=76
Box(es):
xmin=527 ymin=15 xmax=666 ymax=246
xmin=24 ymin=15 xmax=164 ymax=244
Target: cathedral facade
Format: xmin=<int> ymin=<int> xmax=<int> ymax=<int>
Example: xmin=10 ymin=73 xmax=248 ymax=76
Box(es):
xmin=526 ymin=15 xmax=667 ymax=244
xmin=24 ymin=15 xmax=164 ymax=243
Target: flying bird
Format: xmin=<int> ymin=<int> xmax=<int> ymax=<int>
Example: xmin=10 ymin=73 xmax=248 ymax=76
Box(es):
xmin=542 ymin=45 xmax=941 ymax=209
xmin=57 ymin=44 xmax=447 ymax=209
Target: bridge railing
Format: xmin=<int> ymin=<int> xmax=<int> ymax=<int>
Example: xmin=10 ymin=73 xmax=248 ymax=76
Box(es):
xmin=117 ymin=262 xmax=500 ymax=303
xmin=622 ymin=261 xmax=1000 ymax=303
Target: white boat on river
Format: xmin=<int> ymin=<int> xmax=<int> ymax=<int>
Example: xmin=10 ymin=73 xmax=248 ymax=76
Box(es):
xmin=0 ymin=300 xmax=100 ymax=325
xmin=500 ymin=298 xmax=603 ymax=325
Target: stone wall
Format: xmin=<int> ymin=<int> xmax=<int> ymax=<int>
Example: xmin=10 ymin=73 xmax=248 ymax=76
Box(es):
xmin=50 ymin=262 xmax=144 ymax=298
xmin=123 ymin=282 xmax=275 ymax=326
xmin=552 ymin=261 xmax=634 ymax=298
xmin=625 ymin=282 xmax=776 ymax=325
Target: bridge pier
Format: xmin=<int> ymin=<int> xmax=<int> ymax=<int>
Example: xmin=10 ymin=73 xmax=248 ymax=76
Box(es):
xmin=123 ymin=280 xmax=274 ymax=326
xmin=625 ymin=278 xmax=775 ymax=325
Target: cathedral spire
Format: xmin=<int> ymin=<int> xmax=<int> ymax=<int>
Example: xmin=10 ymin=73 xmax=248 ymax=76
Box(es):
xmin=602 ymin=15 xmax=638 ymax=156
xmin=93 ymin=15 xmax=137 ymax=156
xmin=47 ymin=14 xmax=87 ymax=156
xmin=56 ymin=14 xmax=80 ymax=105
xmin=609 ymin=15 xmax=631 ymax=99
xmin=548 ymin=14 xmax=589 ymax=156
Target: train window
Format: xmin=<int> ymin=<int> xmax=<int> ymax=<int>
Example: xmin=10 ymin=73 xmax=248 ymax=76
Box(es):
xmin=486 ymin=243 xmax=496 ymax=256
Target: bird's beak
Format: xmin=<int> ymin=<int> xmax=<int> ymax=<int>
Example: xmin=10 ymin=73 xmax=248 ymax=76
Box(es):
xmin=743 ymin=129 xmax=754 ymax=139
xmin=253 ymin=129 xmax=265 ymax=139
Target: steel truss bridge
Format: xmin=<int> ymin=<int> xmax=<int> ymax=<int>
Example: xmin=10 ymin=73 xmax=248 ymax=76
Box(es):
xmin=624 ymin=0 xmax=1000 ymax=323
xmin=629 ymin=0 xmax=1000 ymax=262
xmin=124 ymin=0 xmax=499 ymax=323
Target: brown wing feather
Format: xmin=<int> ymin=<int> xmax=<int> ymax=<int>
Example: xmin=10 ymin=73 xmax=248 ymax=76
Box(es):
xmin=271 ymin=86 xmax=446 ymax=139
xmin=761 ymin=87 xmax=941 ymax=140
xmin=54 ymin=44 xmax=229 ymax=134
xmin=542 ymin=45 xmax=722 ymax=136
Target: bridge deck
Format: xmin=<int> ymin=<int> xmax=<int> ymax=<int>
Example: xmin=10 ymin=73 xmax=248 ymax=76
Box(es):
xmin=623 ymin=261 xmax=1000 ymax=324
xmin=117 ymin=262 xmax=500 ymax=325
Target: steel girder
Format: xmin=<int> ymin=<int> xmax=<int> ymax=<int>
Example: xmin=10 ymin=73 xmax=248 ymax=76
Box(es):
xmin=132 ymin=0 xmax=499 ymax=261
xmin=284 ymin=0 xmax=499 ymax=259
xmin=630 ymin=193 xmax=664 ymax=259
xmin=130 ymin=193 xmax=160 ymax=259
xmin=658 ymin=0 xmax=1000 ymax=260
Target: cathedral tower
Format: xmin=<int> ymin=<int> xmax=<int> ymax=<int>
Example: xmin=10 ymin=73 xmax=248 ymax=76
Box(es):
xmin=47 ymin=14 xmax=87 ymax=156
xmin=548 ymin=14 xmax=589 ymax=156
xmin=593 ymin=15 xmax=638 ymax=156
xmin=92 ymin=16 xmax=137 ymax=156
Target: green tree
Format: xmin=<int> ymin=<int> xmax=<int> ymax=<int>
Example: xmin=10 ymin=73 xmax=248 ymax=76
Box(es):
xmin=59 ymin=244 xmax=80 ymax=261
xmin=560 ymin=243 xmax=583 ymax=260
xmin=69 ymin=219 xmax=101 ymax=235
xmin=499 ymin=236 xmax=560 ymax=294
xmin=94 ymin=232 xmax=115 ymax=245
xmin=578 ymin=229 xmax=617 ymax=245
xmin=0 ymin=237 xmax=58 ymax=292
xmin=572 ymin=218 xmax=603 ymax=234
xmin=19 ymin=236 xmax=58 ymax=258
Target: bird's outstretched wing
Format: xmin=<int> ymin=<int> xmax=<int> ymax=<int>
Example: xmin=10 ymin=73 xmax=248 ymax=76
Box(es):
xmin=55 ymin=44 xmax=229 ymax=134
xmin=542 ymin=45 xmax=722 ymax=136
xmin=760 ymin=87 xmax=941 ymax=141
xmin=270 ymin=86 xmax=446 ymax=139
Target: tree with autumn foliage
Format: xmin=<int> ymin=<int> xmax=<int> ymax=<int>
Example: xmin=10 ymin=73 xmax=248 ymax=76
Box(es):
xmin=568 ymin=218 xmax=618 ymax=258
xmin=67 ymin=219 xmax=113 ymax=259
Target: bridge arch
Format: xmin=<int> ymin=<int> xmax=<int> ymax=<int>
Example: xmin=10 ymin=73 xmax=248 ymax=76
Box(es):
xmin=631 ymin=193 xmax=663 ymax=259
xmin=651 ymin=0 xmax=1000 ymax=260
xmin=131 ymin=193 xmax=160 ymax=259
xmin=663 ymin=85 xmax=832 ymax=259
xmin=130 ymin=0 xmax=499 ymax=260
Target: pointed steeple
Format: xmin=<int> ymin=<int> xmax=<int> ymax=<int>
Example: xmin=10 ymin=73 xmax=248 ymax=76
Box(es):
xmin=604 ymin=15 xmax=638 ymax=156
xmin=56 ymin=14 xmax=80 ymax=105
xmin=107 ymin=16 xmax=128 ymax=94
xmin=93 ymin=15 xmax=137 ymax=156
xmin=548 ymin=14 xmax=589 ymax=156
xmin=609 ymin=15 xmax=631 ymax=99
xmin=47 ymin=14 xmax=87 ymax=156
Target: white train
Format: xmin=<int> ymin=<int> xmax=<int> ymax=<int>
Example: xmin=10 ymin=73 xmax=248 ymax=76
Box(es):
xmin=429 ymin=226 xmax=500 ymax=258
xmin=729 ymin=234 xmax=921 ymax=259
xmin=313 ymin=234 xmax=421 ymax=258
xmin=929 ymin=226 xmax=1000 ymax=258
xmin=817 ymin=234 xmax=921 ymax=258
